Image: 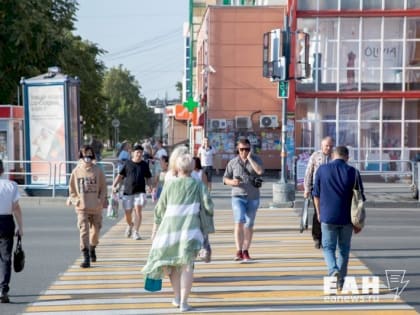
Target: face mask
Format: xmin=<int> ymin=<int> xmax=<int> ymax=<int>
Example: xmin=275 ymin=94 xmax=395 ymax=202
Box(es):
xmin=84 ymin=157 xmax=92 ymax=163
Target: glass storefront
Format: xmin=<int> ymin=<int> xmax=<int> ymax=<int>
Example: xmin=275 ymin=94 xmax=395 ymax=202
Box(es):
xmin=297 ymin=16 xmax=420 ymax=92
xmin=295 ymin=3 xmax=420 ymax=171
xmin=295 ymin=98 xmax=420 ymax=169
xmin=298 ymin=0 xmax=420 ymax=10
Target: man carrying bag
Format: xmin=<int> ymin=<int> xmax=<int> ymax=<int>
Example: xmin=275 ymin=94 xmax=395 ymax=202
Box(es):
xmin=0 ymin=159 xmax=23 ymax=303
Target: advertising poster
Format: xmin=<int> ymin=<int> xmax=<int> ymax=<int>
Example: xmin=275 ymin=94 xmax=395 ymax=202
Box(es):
xmin=28 ymin=85 xmax=66 ymax=184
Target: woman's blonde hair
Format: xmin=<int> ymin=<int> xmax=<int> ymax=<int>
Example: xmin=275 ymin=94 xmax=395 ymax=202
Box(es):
xmin=176 ymin=153 xmax=194 ymax=174
xmin=169 ymin=145 xmax=189 ymax=172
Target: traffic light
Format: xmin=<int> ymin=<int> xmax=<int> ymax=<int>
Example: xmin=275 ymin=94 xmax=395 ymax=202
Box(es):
xmin=278 ymin=81 xmax=289 ymax=99
xmin=262 ymin=29 xmax=286 ymax=81
xmin=270 ymin=29 xmax=286 ymax=81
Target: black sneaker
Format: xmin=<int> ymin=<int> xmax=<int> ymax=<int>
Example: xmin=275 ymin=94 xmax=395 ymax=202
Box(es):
xmin=314 ymin=240 xmax=322 ymax=249
xmin=1 ymin=292 xmax=10 ymax=303
xmin=90 ymin=248 xmax=97 ymax=262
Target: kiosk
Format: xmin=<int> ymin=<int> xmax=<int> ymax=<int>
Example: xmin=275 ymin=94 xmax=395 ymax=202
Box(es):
xmin=21 ymin=67 xmax=80 ymax=196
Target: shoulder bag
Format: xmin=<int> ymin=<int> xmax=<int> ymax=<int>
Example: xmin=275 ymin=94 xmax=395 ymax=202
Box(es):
xmin=351 ymin=170 xmax=366 ymax=230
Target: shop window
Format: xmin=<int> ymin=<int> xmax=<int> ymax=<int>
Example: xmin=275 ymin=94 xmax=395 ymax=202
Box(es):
xmin=0 ymin=131 xmax=6 ymax=160
xmin=296 ymin=100 xmax=315 ymax=120
xmin=338 ymin=122 xmax=357 ymax=147
xmin=297 ymin=0 xmax=317 ymax=10
xmin=383 ymin=100 xmax=402 ymax=120
xmin=385 ymin=0 xmax=404 ymax=9
xmin=361 ymin=100 xmax=380 ymax=120
xmin=360 ymin=122 xmax=380 ymax=148
xmin=407 ymin=0 xmax=420 ymax=9
xmin=339 ymin=100 xmax=357 ymax=120
xmin=363 ymin=0 xmax=382 ymax=10
xmin=406 ymin=19 xmax=420 ymax=63
xmin=384 ymin=70 xmax=403 ymax=90
xmin=405 ymin=99 xmax=420 ymax=121
xmin=404 ymin=122 xmax=420 ymax=147
xmin=383 ymin=122 xmax=402 ymax=148
xmin=318 ymin=99 xmax=337 ymax=120
xmin=319 ymin=0 xmax=338 ymax=10
xmin=322 ymin=121 xmax=336 ymax=142
xmin=341 ymin=0 xmax=360 ymax=10
xmin=295 ymin=122 xmax=314 ymax=148
xmin=362 ymin=18 xmax=381 ymax=40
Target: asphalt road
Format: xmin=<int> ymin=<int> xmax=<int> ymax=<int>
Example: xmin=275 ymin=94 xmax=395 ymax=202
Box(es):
xmin=1 ymin=204 xmax=119 ymax=315
xmin=2 ymin=179 xmax=420 ymax=314
xmin=351 ymin=207 xmax=420 ymax=311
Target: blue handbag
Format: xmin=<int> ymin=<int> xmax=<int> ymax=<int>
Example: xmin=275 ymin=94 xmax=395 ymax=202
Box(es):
xmin=144 ymin=276 xmax=162 ymax=292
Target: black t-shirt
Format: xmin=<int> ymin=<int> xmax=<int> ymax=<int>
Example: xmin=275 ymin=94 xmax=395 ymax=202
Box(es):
xmin=119 ymin=160 xmax=152 ymax=195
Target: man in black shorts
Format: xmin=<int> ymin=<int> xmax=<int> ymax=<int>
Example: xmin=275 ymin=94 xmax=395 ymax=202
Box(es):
xmin=197 ymin=137 xmax=216 ymax=192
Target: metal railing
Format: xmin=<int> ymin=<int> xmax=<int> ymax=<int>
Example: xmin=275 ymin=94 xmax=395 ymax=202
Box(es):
xmin=348 ymin=159 xmax=415 ymax=185
xmin=1 ymin=160 xmax=116 ymax=198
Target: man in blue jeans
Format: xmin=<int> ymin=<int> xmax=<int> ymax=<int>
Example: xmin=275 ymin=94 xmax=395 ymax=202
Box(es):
xmin=223 ymin=138 xmax=264 ymax=262
xmin=312 ymin=146 xmax=365 ymax=290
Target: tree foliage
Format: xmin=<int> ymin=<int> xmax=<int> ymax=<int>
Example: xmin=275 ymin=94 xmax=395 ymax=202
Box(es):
xmin=0 ymin=0 xmax=163 ymax=142
xmin=102 ymin=66 xmax=159 ymax=144
xmin=175 ymin=81 xmax=183 ymax=101
xmin=0 ymin=0 xmax=78 ymax=102
xmin=0 ymin=0 xmax=106 ymax=136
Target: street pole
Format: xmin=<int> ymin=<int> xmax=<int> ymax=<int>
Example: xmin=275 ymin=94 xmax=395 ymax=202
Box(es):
xmin=280 ymin=98 xmax=287 ymax=184
xmin=271 ymin=16 xmax=295 ymax=207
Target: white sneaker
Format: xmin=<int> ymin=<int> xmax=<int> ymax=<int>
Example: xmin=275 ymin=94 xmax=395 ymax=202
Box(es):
xmin=172 ymin=298 xmax=180 ymax=307
xmin=125 ymin=225 xmax=132 ymax=238
xmin=179 ymin=303 xmax=191 ymax=312
xmin=132 ymin=231 xmax=142 ymax=240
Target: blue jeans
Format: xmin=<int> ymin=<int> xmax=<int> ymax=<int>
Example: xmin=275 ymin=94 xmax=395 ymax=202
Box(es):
xmin=321 ymin=222 xmax=353 ymax=284
xmin=232 ymin=196 xmax=259 ymax=228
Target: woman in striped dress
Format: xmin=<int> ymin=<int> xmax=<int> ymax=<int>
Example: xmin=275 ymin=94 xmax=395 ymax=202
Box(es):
xmin=142 ymin=153 xmax=214 ymax=312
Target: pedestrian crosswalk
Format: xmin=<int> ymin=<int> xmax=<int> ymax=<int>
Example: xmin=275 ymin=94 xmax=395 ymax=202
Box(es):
xmin=22 ymin=208 xmax=418 ymax=314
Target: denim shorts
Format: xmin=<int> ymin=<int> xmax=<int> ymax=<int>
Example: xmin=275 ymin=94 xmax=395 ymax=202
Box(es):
xmin=232 ymin=196 xmax=259 ymax=228
xmin=203 ymin=166 xmax=213 ymax=182
xmin=122 ymin=193 xmax=147 ymax=210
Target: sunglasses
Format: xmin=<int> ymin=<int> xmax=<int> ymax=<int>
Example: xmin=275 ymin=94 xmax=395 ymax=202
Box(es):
xmin=239 ymin=148 xmax=250 ymax=152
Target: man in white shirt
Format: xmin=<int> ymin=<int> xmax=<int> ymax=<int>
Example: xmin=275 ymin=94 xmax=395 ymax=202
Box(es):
xmin=153 ymin=140 xmax=168 ymax=175
xmin=197 ymin=137 xmax=216 ymax=192
xmin=0 ymin=160 xmax=23 ymax=303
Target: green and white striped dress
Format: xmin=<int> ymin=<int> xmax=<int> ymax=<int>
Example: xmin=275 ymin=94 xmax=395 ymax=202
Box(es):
xmin=142 ymin=177 xmax=214 ymax=279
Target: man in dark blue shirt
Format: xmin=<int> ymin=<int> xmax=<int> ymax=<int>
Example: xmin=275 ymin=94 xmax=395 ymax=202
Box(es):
xmin=312 ymin=146 xmax=365 ymax=290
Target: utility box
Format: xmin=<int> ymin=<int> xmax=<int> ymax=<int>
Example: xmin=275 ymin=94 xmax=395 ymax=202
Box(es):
xmin=21 ymin=67 xmax=80 ymax=195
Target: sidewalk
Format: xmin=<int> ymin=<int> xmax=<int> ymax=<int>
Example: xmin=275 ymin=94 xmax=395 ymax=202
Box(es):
xmin=19 ymin=175 xmax=419 ymax=209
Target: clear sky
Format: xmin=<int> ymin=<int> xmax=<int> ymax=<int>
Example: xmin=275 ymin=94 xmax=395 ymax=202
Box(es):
xmin=74 ymin=0 xmax=188 ymax=101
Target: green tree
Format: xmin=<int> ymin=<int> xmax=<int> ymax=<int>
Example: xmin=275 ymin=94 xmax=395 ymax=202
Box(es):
xmin=0 ymin=0 xmax=107 ymax=137
xmin=175 ymin=81 xmax=183 ymax=101
xmin=58 ymin=34 xmax=107 ymax=136
xmin=0 ymin=0 xmax=78 ymax=103
xmin=103 ymin=66 xmax=159 ymax=145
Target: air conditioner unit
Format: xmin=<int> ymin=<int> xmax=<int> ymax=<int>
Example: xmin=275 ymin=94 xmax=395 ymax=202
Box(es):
xmin=209 ymin=119 xmax=227 ymax=130
xmin=260 ymin=115 xmax=279 ymax=128
xmin=235 ymin=116 xmax=251 ymax=129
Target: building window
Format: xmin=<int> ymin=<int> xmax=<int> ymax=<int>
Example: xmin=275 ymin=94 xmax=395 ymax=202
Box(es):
xmin=295 ymin=98 xmax=420 ymax=165
xmin=297 ymin=16 xmax=420 ymax=92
